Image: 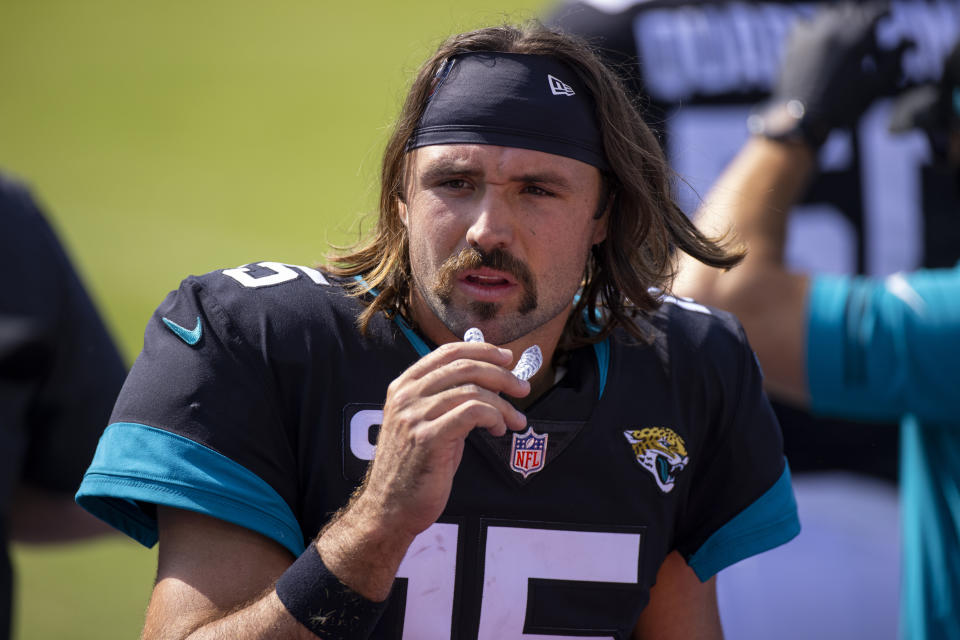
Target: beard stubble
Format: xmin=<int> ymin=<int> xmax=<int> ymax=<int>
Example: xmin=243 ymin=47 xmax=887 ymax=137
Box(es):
xmin=433 ymin=247 xmax=538 ymax=320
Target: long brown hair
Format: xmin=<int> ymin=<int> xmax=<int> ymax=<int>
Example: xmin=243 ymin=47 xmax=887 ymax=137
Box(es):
xmin=326 ymin=22 xmax=742 ymax=347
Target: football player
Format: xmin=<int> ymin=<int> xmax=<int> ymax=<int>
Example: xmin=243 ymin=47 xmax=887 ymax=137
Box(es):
xmin=545 ymin=2 xmax=959 ymax=636
xmin=1 ymin=171 xmax=126 ymax=640
xmin=675 ymin=6 xmax=960 ymax=639
xmin=547 ymin=0 xmax=960 ymax=482
xmin=77 ymin=24 xmax=799 ymax=638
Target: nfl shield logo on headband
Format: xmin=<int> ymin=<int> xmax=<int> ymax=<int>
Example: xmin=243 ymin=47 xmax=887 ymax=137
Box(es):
xmin=548 ymin=74 xmax=575 ymax=97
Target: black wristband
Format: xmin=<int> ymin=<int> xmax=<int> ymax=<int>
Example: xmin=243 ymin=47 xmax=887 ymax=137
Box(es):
xmin=276 ymin=543 xmax=390 ymax=640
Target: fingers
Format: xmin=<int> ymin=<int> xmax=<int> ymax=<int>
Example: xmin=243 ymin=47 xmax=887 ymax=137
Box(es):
xmin=511 ymin=345 xmax=543 ymax=382
xmin=402 ymin=340 xmax=514 ymax=380
xmin=404 ymin=346 xmax=529 ymax=437
xmin=462 ymin=326 xmax=543 ymax=381
xmin=381 ymin=340 xmax=529 ymax=443
xmin=421 ymin=383 xmax=527 ymax=438
xmin=444 ymin=399 xmax=519 ymax=439
xmin=384 ymin=341 xmax=531 ymax=442
xmin=416 ymin=353 xmax=530 ymax=399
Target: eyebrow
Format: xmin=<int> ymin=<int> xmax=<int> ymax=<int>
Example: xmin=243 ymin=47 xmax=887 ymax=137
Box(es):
xmin=418 ymin=160 xmax=574 ymax=192
xmin=513 ymin=172 xmax=574 ymax=191
xmin=418 ymin=160 xmax=483 ymax=185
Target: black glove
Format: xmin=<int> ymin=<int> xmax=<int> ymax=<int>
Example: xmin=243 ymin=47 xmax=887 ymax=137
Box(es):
xmin=749 ymin=3 xmax=911 ymax=148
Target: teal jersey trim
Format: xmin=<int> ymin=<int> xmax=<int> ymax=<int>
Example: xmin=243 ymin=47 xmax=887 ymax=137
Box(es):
xmin=592 ymin=338 xmax=609 ymax=399
xmin=352 ymin=274 xmax=431 ymax=356
xmin=393 ymin=313 xmax=431 ymax=357
xmin=76 ymin=422 xmax=305 ymax=557
xmin=899 ymin=416 xmax=960 ymax=640
xmin=687 ymin=463 xmax=801 ymax=581
xmin=807 ymin=269 xmax=960 ymax=423
xmin=807 ymin=267 xmax=960 ymax=637
xmin=352 ymin=274 xmax=378 ymax=295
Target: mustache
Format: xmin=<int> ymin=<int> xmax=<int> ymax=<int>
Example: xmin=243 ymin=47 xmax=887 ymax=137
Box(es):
xmin=435 ymin=246 xmax=537 ymax=311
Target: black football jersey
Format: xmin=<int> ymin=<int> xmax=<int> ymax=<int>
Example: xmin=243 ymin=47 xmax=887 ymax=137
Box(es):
xmin=78 ymin=262 xmax=798 ymax=638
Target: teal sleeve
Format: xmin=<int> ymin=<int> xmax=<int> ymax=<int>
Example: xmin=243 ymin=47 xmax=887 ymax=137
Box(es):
xmin=687 ymin=463 xmax=800 ymax=581
xmin=806 ymin=265 xmax=960 ymax=423
xmin=76 ymin=422 xmax=306 ymax=557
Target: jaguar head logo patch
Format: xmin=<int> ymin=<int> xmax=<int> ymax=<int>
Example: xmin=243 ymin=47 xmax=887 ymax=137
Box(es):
xmin=624 ymin=427 xmax=689 ymax=493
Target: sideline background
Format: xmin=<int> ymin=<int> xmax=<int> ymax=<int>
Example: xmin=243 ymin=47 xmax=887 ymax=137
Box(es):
xmin=1 ymin=2 xmax=543 ymax=637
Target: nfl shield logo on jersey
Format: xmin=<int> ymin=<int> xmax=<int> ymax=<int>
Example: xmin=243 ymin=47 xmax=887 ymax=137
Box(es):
xmin=510 ymin=427 xmax=548 ymax=478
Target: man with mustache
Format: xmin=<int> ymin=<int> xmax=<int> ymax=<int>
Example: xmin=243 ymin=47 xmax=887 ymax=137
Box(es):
xmin=434 ymin=248 xmax=539 ymax=322
xmin=76 ymin=23 xmax=799 ymax=639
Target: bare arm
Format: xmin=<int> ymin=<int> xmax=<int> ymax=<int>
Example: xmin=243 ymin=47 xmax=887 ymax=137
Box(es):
xmin=632 ymin=551 xmax=722 ymax=640
xmin=142 ymin=341 xmax=530 ymax=639
xmin=674 ymin=137 xmax=814 ymax=405
xmin=142 ymin=507 xmax=315 ymax=640
xmin=317 ymin=340 xmax=528 ymax=601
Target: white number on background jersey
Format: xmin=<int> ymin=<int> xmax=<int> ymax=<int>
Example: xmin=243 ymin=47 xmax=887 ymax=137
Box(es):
xmin=396 ymin=522 xmax=643 ymax=639
xmin=222 ymin=261 xmax=329 ymax=287
xmin=668 ymin=102 xmax=930 ymax=278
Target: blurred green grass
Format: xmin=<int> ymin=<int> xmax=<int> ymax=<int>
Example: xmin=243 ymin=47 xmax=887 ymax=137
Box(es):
xmin=12 ymin=538 xmax=156 ymax=640
xmin=1 ymin=1 xmax=543 ymax=637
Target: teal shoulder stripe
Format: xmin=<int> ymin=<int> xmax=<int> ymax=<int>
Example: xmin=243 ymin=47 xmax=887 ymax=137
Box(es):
xmin=352 ymin=274 xmax=379 ymax=296
xmin=353 ymin=275 xmax=430 ymax=356
xmin=687 ymin=463 xmax=801 ymax=581
xmin=75 ymin=422 xmax=305 ymax=557
xmin=592 ymin=337 xmax=609 ymax=399
xmin=393 ymin=313 xmax=431 ymax=356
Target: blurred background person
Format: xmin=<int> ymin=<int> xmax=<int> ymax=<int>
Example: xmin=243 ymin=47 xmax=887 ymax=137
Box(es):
xmin=0 ymin=171 xmax=126 ymax=640
xmin=547 ymin=0 xmax=958 ymax=494
xmin=0 ymin=2 xmax=547 ymax=637
xmin=673 ymin=6 xmax=960 ymax=640
xmin=547 ymin=1 xmax=960 ymax=637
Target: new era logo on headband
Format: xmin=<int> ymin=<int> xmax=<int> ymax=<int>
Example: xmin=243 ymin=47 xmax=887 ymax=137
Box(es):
xmin=548 ymin=74 xmax=575 ymax=96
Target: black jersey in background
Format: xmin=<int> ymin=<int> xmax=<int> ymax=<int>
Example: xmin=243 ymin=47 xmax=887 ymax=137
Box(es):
xmin=0 ymin=173 xmax=126 ymax=640
xmin=547 ymin=0 xmax=960 ymax=482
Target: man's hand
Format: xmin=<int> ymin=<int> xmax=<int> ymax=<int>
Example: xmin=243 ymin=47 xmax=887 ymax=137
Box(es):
xmin=144 ymin=344 xmax=531 ymax=638
xmin=361 ymin=340 xmax=528 ymax=536
xmin=140 ymin=342 xmax=532 ymax=639
xmin=318 ymin=341 xmax=530 ymax=601
xmin=750 ymin=3 xmax=910 ymax=146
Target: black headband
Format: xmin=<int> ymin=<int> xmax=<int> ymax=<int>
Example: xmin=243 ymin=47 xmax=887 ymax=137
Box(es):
xmin=406 ymin=52 xmax=609 ymax=171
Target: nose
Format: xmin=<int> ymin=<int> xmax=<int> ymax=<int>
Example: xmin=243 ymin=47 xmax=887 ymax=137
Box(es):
xmin=464 ymin=190 xmax=515 ymax=252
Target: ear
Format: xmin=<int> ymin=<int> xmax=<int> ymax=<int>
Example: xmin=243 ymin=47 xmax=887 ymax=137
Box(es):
xmin=591 ymin=196 xmax=611 ymax=245
xmin=397 ymin=197 xmax=409 ymax=228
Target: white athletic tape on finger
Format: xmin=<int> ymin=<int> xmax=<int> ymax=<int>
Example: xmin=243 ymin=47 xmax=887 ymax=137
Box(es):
xmin=511 ymin=345 xmax=542 ymax=381
xmin=463 ymin=327 xmax=541 ymax=380
xmin=463 ymin=327 xmax=485 ymax=343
